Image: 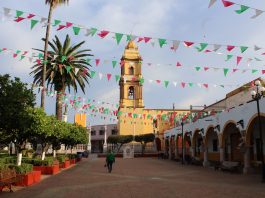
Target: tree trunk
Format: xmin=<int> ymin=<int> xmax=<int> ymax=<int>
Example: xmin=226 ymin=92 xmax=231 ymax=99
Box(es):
xmin=53 ymin=149 xmax=56 ymax=158
xmin=55 ymin=88 xmax=64 ymax=120
xmin=41 ymin=151 xmax=46 ymax=160
xmin=17 ymin=153 xmax=22 ymax=166
xmin=41 ymin=2 xmax=54 ymax=109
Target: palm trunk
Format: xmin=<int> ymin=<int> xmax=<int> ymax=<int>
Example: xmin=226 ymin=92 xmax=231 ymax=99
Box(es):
xmin=41 ymin=2 xmax=54 ymax=109
xmin=56 ymin=91 xmax=63 ymax=120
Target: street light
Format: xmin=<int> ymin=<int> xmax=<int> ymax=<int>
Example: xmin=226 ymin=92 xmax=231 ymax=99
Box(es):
xmin=181 ymin=121 xmax=184 ymax=165
xmin=251 ymin=80 xmax=265 ymax=182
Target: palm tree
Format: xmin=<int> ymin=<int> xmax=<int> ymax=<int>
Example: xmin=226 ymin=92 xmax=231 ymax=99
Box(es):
xmin=31 ymin=34 xmax=93 ymax=120
xmin=41 ymin=0 xmax=69 ymax=110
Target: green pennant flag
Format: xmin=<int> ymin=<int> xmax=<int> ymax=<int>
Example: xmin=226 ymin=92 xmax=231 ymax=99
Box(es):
xmin=225 ymin=54 xmax=233 ymax=61
xmin=86 ymin=58 xmax=91 ymax=64
xmin=164 ymin=81 xmax=169 ymax=88
xmin=90 ymin=71 xmax=96 ymax=78
xmin=90 ymin=28 xmax=97 ymax=36
xmin=115 ymin=75 xmax=120 ymax=82
xmin=235 ymin=5 xmax=250 ymax=14
xmin=15 ymin=50 xmax=21 ymax=54
xmin=195 ymin=43 xmax=208 ymax=52
xmin=53 ymin=19 xmax=61 ymax=26
xmin=66 ymin=66 xmax=71 ymax=73
xmin=223 ymin=68 xmax=229 ymax=76
xmin=38 ymin=53 xmax=44 ymax=59
xmin=20 ymin=56 xmax=25 ymax=60
xmin=112 ymin=60 xmax=117 ymax=68
xmin=61 ymin=56 xmax=67 ymax=62
xmin=255 ymin=57 xmax=262 ymax=61
xmin=115 ymin=33 xmax=123 ymax=45
xmin=188 ymin=83 xmax=193 ymax=87
xmin=73 ymin=26 xmax=81 ymax=35
xmin=252 ymin=69 xmax=258 ymax=74
xmin=240 ymin=46 xmax=248 ymax=53
xmin=117 ymin=111 xmax=122 ymax=116
xmin=126 ymin=35 xmax=131 ymax=41
xmin=195 ymin=67 xmax=201 ymax=71
xmin=133 ymin=113 xmax=138 ymax=118
xmin=158 ymin=38 xmax=167 ymax=48
xmin=16 ymin=10 xmax=24 ymax=17
xmin=220 ymin=85 xmax=225 ymax=88
xmin=30 ymin=19 xmax=38 ymax=30
xmin=0 ymin=49 xmax=3 ymax=53
xmin=42 ymin=60 xmax=48 ymax=64
xmin=139 ymin=78 xmax=144 ymax=85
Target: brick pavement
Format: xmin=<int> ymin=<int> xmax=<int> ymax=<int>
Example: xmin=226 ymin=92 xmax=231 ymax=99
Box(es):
xmin=1 ymin=157 xmax=265 ymax=198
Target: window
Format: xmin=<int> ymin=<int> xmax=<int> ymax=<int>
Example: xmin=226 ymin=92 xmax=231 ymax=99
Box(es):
xmin=128 ymin=86 xmax=134 ymax=99
xmin=112 ymin=129 xmax=118 ymax=135
xmin=129 ymin=66 xmax=134 ymax=75
xmin=91 ymin=130 xmax=96 ymax=136
xmin=213 ymin=139 xmax=218 ymax=152
xmin=99 ymin=128 xmax=105 ymax=135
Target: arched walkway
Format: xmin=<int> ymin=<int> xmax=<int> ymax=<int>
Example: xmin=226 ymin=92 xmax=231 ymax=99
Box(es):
xmin=246 ymin=115 xmax=265 ymax=162
xmin=221 ymin=122 xmax=243 ymax=162
xmin=192 ymin=130 xmax=204 ymax=160
xmin=155 ymin=137 xmax=162 ymax=151
xmin=205 ymin=127 xmax=220 ymax=162
xmin=184 ymin=132 xmax=192 ymax=163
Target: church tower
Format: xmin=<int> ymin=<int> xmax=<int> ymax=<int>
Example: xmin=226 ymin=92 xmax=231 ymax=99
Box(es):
xmin=119 ymin=41 xmax=144 ymax=108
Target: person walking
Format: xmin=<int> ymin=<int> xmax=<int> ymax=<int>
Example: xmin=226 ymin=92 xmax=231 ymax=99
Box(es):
xmin=105 ymin=149 xmax=115 ymax=173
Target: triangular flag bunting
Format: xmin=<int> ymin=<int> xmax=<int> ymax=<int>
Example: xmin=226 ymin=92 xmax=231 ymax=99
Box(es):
xmin=222 ymin=0 xmax=235 ymax=7
xmin=140 ymin=78 xmax=144 ymax=85
xmin=236 ymin=56 xmax=242 ymax=65
xmin=181 ymin=82 xmax=186 ymax=88
xmin=30 ymin=19 xmax=38 ymax=30
xmin=112 ymin=60 xmax=117 ymax=68
xmin=235 ymin=5 xmax=249 ymax=14
xmin=223 ymin=68 xmax=229 ymax=76
xmin=184 ymin=41 xmax=194 ymax=47
xmin=240 ymin=46 xmax=248 ymax=53
xmin=176 ymin=62 xmax=182 ymax=67
xmin=204 ymin=67 xmax=209 ymax=71
xmin=227 ymin=45 xmax=235 ymax=51
xmin=262 ymin=70 xmax=265 ymax=74
xmin=95 ymin=59 xmax=100 ymax=66
xmin=107 ymin=74 xmax=112 ymax=81
xmin=254 ymin=45 xmax=261 ymax=51
xmin=73 ymin=26 xmax=81 ymax=35
xmin=233 ymin=69 xmax=238 ymax=73
xmin=203 ymin=84 xmax=208 ymax=88
xmin=98 ymin=30 xmax=109 ymax=38
xmin=16 ymin=10 xmax=24 ymax=17
xmin=85 ymin=28 xmax=97 ymax=36
xmin=61 ymin=56 xmax=67 ymax=62
xmin=171 ymin=40 xmax=180 ymax=51
xmin=27 ymin=14 xmax=35 ymax=19
xmin=208 ymin=0 xmax=217 ymax=8
xmin=164 ymin=81 xmax=169 ymax=88
xmin=14 ymin=17 xmax=25 ymax=22
xmin=196 ymin=43 xmax=208 ymax=52
xmin=251 ymin=9 xmax=264 ymax=19
xmin=158 ymin=39 xmax=167 ymax=48
xmin=90 ymin=71 xmax=96 ymax=78
xmin=115 ymin=75 xmax=120 ymax=82
xmin=115 ymin=33 xmax=123 ymax=45
xmin=225 ymin=54 xmax=233 ymax=61
xmin=213 ymin=44 xmax=221 ymax=52
xmin=188 ymin=83 xmax=193 ymax=87
xmin=195 ymin=67 xmax=201 ymax=71
xmin=66 ymin=66 xmax=71 ymax=73
xmin=57 ymin=25 xmax=66 ymax=31
xmin=144 ymin=37 xmax=151 ymax=43
xmin=252 ymin=69 xmax=258 ymax=74
xmin=53 ymin=19 xmax=61 ymax=26
xmin=66 ymin=22 xmax=73 ymax=28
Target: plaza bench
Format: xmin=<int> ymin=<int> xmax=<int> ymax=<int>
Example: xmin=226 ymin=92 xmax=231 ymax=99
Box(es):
xmin=0 ymin=168 xmax=20 ymax=192
xmin=220 ymin=161 xmax=241 ymax=173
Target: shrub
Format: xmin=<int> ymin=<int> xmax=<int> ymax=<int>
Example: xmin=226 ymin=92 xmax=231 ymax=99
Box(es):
xmin=67 ymin=154 xmax=77 ymax=159
xmin=0 ymin=163 xmax=8 ymax=171
xmin=57 ymin=155 xmax=69 ymax=163
xmin=8 ymin=163 xmax=33 ymax=174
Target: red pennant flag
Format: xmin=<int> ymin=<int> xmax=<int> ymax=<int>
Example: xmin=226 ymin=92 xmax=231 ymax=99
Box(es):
xmin=137 ymin=37 xmax=144 ymax=42
xmin=222 ymin=0 xmax=235 ymax=7
xmin=203 ymin=84 xmax=209 ymax=88
xmin=128 ymin=113 xmax=132 ymax=118
xmin=204 ymin=67 xmax=209 ymax=71
xmin=156 ymin=80 xmax=161 ymax=84
xmin=98 ymin=30 xmax=109 ymax=38
xmin=57 ymin=25 xmax=66 ymax=31
xmin=176 ymin=62 xmax=182 ymax=67
xmin=236 ymin=56 xmax=242 ymax=65
xmin=144 ymin=37 xmax=151 ymax=43
xmin=95 ymin=59 xmax=100 ymax=66
xmin=181 ymin=82 xmax=186 ymax=88
xmin=66 ymin=22 xmax=73 ymax=28
xmin=120 ymin=60 xmax=125 ymax=67
xmin=22 ymin=51 xmax=28 ymax=55
xmin=36 ymin=59 xmax=41 ymax=64
xmin=262 ymin=70 xmax=265 ymax=74
xmin=233 ymin=69 xmax=238 ymax=73
xmin=27 ymin=14 xmax=35 ymax=19
xmin=107 ymin=73 xmax=112 ymax=81
xmin=14 ymin=17 xmax=25 ymax=22
xmin=227 ymin=45 xmax=235 ymax=51
xmin=131 ymin=77 xmax=136 ymax=81
xmin=262 ymin=52 xmax=265 ymax=55
xmin=204 ymin=50 xmax=212 ymax=53
xmin=13 ymin=53 xmax=18 ymax=58
xmin=184 ymin=41 xmax=194 ymax=47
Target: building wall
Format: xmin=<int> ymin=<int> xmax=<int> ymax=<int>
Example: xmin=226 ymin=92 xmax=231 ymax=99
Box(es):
xmin=74 ymin=113 xmax=86 ymax=127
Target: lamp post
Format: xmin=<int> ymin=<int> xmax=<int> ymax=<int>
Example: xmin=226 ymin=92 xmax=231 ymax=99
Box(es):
xmin=181 ymin=121 xmax=184 ymax=165
xmin=251 ymin=80 xmax=265 ymax=182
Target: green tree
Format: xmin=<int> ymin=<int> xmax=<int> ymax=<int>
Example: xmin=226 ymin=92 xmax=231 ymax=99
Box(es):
xmin=41 ymin=0 xmax=70 ymax=109
xmin=31 ymin=35 xmax=93 ymax=120
xmin=107 ymin=135 xmax=133 ymax=153
xmin=135 ymin=133 xmax=155 ymax=155
xmin=0 ymin=74 xmax=35 ymax=158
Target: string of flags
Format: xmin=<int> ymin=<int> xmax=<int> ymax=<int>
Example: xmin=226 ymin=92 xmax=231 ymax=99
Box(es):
xmin=2 ymin=7 xmax=265 ymax=58
xmin=208 ymin=0 xmax=264 ymax=19
xmin=1 ymin=46 xmax=265 ymax=77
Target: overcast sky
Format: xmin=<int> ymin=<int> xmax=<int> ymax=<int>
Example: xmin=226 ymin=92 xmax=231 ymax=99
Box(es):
xmin=0 ymin=0 xmax=265 ymax=125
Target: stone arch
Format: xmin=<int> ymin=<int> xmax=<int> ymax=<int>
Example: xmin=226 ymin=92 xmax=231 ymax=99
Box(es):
xmin=192 ymin=129 xmax=204 ymax=158
xmin=205 ymin=125 xmax=220 ymax=161
xmin=184 ymin=132 xmax=192 ymax=155
xmin=128 ymin=86 xmax=134 ymax=99
xmin=129 ymin=66 xmax=134 ymax=75
xmin=205 ymin=125 xmax=215 ymax=146
xmin=192 ymin=129 xmax=201 ymax=148
xmin=221 ymin=120 xmax=242 ymax=162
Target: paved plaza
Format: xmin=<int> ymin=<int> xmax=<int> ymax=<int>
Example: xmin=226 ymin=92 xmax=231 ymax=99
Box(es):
xmin=2 ymin=157 xmax=265 ymax=198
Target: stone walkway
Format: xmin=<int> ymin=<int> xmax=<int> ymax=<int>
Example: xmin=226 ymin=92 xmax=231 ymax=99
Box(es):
xmin=2 ymin=157 xmax=265 ymax=198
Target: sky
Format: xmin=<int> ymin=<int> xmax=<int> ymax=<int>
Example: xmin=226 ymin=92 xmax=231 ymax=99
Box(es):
xmin=0 ymin=0 xmax=265 ymax=126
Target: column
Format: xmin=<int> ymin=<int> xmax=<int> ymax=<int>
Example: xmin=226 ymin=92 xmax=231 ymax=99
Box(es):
xmin=87 ymin=125 xmax=91 ymax=152
xmin=103 ymin=125 xmax=108 ymax=153
xmin=220 ymin=147 xmax=224 ymax=162
xmin=168 ymin=138 xmax=172 ymax=160
xmin=191 ymin=147 xmax=195 ymax=158
xmin=243 ymin=146 xmax=251 ymax=174
xmin=203 ymin=148 xmax=209 ymax=167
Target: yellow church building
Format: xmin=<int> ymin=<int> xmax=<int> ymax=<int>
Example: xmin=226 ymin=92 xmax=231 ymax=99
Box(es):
xmin=117 ymin=41 xmax=191 ymax=137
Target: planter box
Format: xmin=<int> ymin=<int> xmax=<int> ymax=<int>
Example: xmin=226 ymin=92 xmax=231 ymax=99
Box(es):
xmin=33 ymin=164 xmax=59 ymax=175
xmin=76 ymin=158 xmax=82 ymax=163
xmin=59 ymin=160 xmax=71 ymax=169
xmin=16 ymin=171 xmax=41 ymax=186
xmin=70 ymin=159 xmax=76 ymax=165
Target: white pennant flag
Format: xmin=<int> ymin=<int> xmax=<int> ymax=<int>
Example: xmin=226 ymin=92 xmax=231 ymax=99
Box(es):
xmin=208 ymin=0 xmax=217 ymax=8
xmin=172 ymin=40 xmax=180 ymax=51
xmin=213 ymin=44 xmax=221 ymax=52
xmin=197 ymin=83 xmax=202 ymax=88
xmin=130 ymin=35 xmax=137 ymax=41
xmin=254 ymin=45 xmax=262 ymax=51
xmin=173 ymin=81 xmax=178 ymax=87
xmin=3 ymin=8 xmax=12 ymax=17
xmin=251 ymin=9 xmax=264 ymax=19
xmin=151 ymin=41 xmax=155 ymax=47
xmin=40 ymin=17 xmax=48 ymax=23
xmin=28 ymin=57 xmax=33 ymax=63
xmin=149 ymin=79 xmax=153 ymax=83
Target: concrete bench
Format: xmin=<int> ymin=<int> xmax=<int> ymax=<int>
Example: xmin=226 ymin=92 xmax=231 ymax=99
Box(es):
xmin=220 ymin=161 xmax=241 ymax=173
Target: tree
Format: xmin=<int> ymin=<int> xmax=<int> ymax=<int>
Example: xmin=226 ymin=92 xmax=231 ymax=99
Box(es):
xmin=31 ymin=35 xmax=93 ymax=120
xmin=41 ymin=0 xmax=70 ymax=109
xmin=135 ymin=133 xmax=155 ymax=155
xmin=107 ymin=135 xmax=133 ymax=153
xmin=0 ymin=74 xmax=35 ymax=160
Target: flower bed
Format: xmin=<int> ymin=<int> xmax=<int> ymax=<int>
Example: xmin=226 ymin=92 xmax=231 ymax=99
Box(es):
xmin=16 ymin=171 xmax=41 ymax=186
xmin=33 ymin=164 xmax=59 ymax=175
